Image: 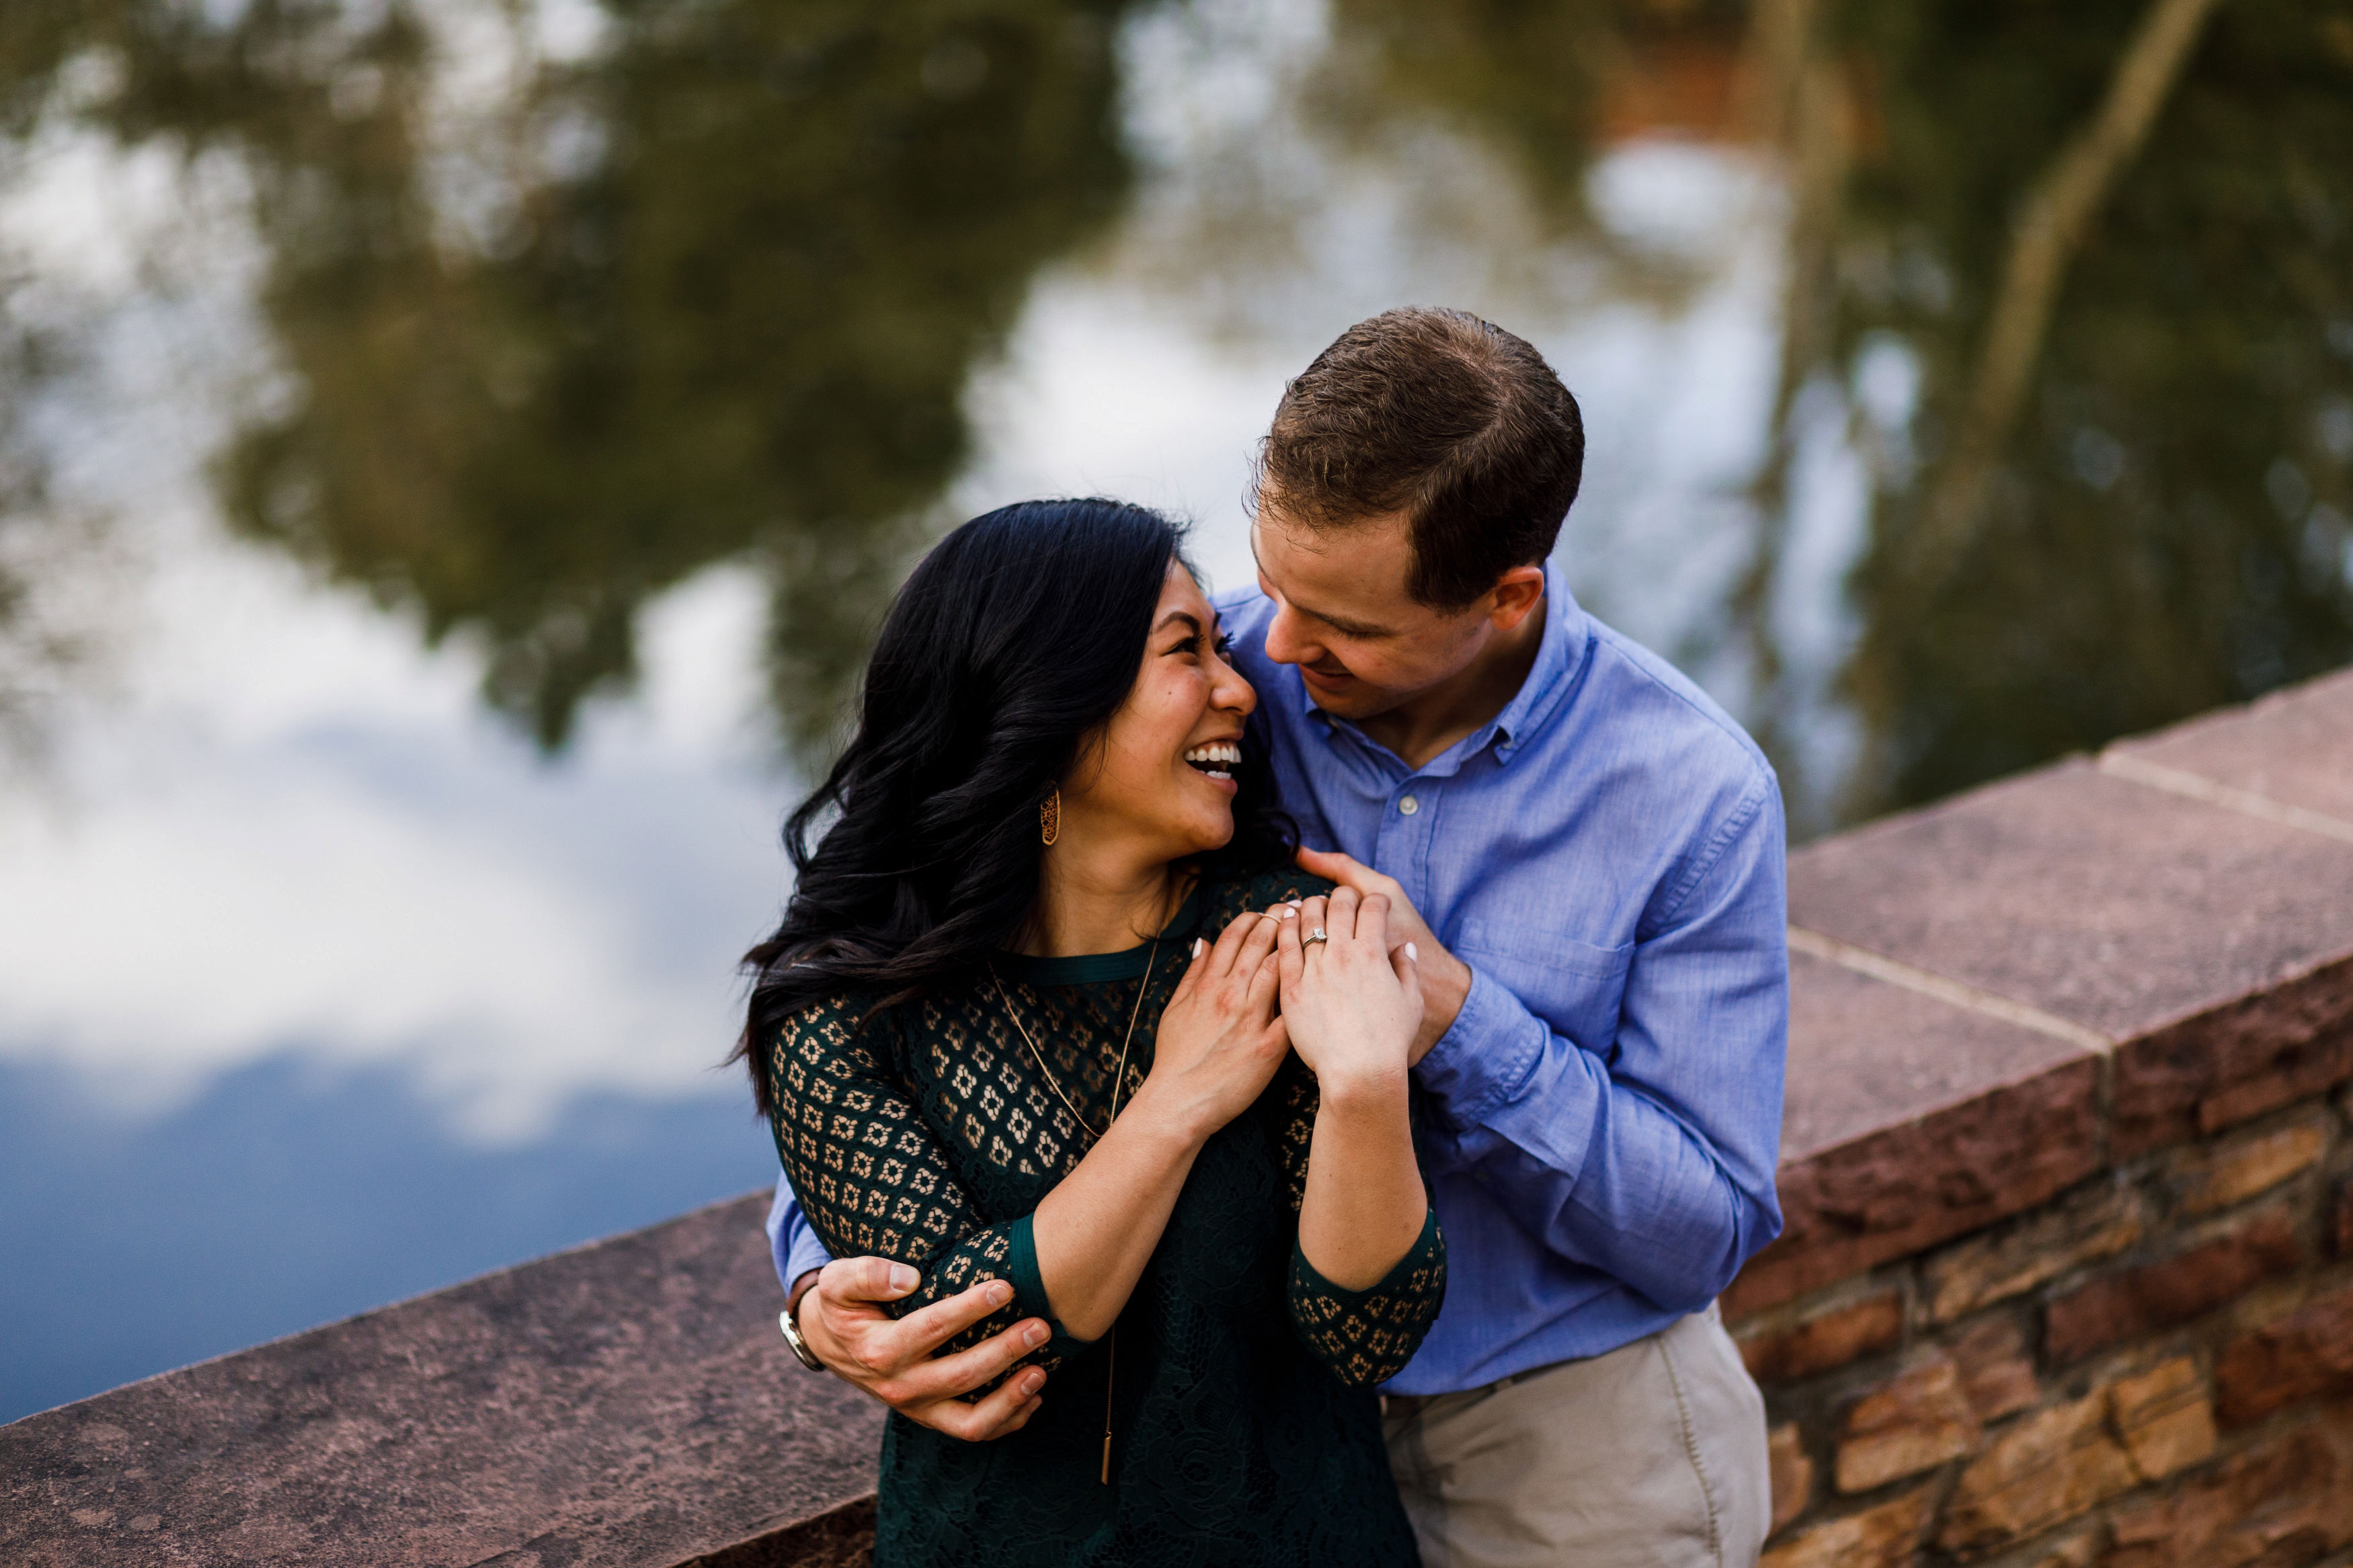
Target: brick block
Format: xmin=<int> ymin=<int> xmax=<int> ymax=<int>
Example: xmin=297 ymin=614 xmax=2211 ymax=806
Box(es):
xmin=2104 ymin=1414 xmax=2353 ymax=1568
xmin=2108 ymin=1356 xmax=2216 ymax=1481
xmin=2215 ymin=1281 xmax=2353 ymax=1427
xmin=1950 ymin=1319 xmax=2039 ymax=1421
xmin=1728 ymin=1059 xmax=2102 ymax=1317
xmin=2043 ymin=1207 xmax=2305 ymax=1362
xmin=1921 ymin=1183 xmax=2141 ymax=1323
xmin=1835 ymin=1353 xmax=1982 ymax=1493
xmin=1769 ymin=1423 xmax=1812 ymax=1539
xmin=1761 ymin=1487 xmax=1931 ymax=1568
xmin=2168 ymin=1112 xmax=2329 ymax=1216
xmin=2112 ymin=959 xmax=2353 ymax=1157
xmin=2028 ymin=1527 xmax=2098 ymax=1568
xmin=1743 ymin=1293 xmax=1905 ymax=1387
xmin=1936 ymin=1392 xmax=2138 ymax=1554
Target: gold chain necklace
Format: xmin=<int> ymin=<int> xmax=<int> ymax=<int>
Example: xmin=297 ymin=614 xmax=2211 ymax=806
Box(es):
xmin=990 ymin=933 xmax=1159 ymax=1143
xmin=987 ymin=927 xmax=1164 ymax=1487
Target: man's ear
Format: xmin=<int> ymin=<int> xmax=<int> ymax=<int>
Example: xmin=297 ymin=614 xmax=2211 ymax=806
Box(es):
xmin=1486 ymin=565 xmax=1546 ymax=631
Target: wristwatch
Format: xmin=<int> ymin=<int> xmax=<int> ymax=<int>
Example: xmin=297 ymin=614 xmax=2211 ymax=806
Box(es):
xmin=779 ymin=1292 xmax=826 ymax=1372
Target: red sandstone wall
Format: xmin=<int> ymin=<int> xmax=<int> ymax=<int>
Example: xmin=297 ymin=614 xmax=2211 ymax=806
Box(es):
xmin=1731 ymin=670 xmax=2353 ymax=1568
xmin=1737 ymin=1103 xmax=2353 ymax=1567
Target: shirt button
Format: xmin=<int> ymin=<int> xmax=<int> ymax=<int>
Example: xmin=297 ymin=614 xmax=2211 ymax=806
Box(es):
xmin=1398 ymin=794 xmax=1420 ymax=816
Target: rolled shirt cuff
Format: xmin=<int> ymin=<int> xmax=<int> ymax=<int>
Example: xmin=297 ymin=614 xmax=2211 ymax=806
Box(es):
xmin=1412 ymin=963 xmax=1546 ymax=1131
xmin=774 ymin=1190 xmax=836 ymax=1296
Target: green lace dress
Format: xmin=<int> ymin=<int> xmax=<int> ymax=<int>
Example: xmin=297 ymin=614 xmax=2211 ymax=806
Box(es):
xmin=764 ymin=864 xmax=1445 ymax=1568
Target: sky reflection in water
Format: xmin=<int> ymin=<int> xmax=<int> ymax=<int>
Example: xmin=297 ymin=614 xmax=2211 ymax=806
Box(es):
xmin=1 ymin=0 xmax=2348 ymax=1419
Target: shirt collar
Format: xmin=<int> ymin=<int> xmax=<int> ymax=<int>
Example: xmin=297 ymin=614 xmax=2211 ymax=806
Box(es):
xmin=1298 ymin=561 xmax=1591 ymax=770
xmin=1484 ymin=563 xmax=1588 ymax=763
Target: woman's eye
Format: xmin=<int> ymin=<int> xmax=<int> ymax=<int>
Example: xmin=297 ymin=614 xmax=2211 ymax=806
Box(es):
xmin=1214 ymin=633 xmax=1236 ymax=656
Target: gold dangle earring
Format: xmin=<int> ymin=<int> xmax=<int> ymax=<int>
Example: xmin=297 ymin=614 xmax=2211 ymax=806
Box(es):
xmin=1039 ymin=786 xmax=1061 ymax=847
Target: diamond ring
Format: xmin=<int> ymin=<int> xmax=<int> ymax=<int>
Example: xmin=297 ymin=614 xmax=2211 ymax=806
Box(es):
xmin=1303 ymin=927 xmax=1330 ymax=945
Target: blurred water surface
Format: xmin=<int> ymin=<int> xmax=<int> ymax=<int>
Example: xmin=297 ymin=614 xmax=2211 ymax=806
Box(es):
xmin=1 ymin=0 xmax=2348 ymax=1420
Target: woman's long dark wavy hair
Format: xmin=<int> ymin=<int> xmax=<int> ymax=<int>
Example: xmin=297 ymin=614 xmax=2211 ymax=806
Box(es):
xmin=733 ymin=498 xmax=1294 ymax=1118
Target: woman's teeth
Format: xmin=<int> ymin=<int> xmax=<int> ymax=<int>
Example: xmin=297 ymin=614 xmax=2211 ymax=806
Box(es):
xmin=1183 ymin=741 xmax=1242 ymax=780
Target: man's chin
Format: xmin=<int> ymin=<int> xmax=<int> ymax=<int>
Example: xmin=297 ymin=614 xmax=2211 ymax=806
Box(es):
xmin=1300 ymin=671 xmax=1397 ymax=720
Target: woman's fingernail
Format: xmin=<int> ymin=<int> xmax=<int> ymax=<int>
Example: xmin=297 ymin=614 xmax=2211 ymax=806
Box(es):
xmin=1404 ymin=942 xmax=1419 ymax=962
xmin=1279 ymin=907 xmax=1296 ymax=919
xmin=890 ymin=1264 xmax=919 ymax=1293
xmin=1024 ymin=1323 xmax=1050 ymax=1348
xmin=1193 ymin=938 xmax=1205 ymax=958
xmin=988 ymin=1280 xmax=1013 ymax=1307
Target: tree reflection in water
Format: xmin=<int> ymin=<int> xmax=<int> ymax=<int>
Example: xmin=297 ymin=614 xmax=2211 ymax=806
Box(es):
xmin=0 ymin=0 xmax=2347 ymax=819
xmin=3 ymin=0 xmax=1139 ymax=756
xmin=1828 ymin=0 xmax=2353 ymax=814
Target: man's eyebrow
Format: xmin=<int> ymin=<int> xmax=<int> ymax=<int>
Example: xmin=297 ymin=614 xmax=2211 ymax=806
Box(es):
xmin=1269 ymin=589 xmax=1392 ymax=639
xmin=1308 ymin=606 xmax=1394 ymax=638
xmin=1248 ymin=522 xmax=1394 ymax=638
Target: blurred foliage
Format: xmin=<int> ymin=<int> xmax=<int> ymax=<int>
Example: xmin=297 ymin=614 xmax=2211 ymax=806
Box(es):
xmin=1830 ymin=0 xmax=2353 ymax=812
xmin=1 ymin=0 xmax=1137 ymax=755
xmin=0 ymin=261 xmax=89 ymax=761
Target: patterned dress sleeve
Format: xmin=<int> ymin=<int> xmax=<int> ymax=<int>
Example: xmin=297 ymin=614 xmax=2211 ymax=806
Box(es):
xmin=1288 ymin=1208 xmax=1445 ymax=1388
xmin=765 ymin=992 xmax=1064 ymax=1374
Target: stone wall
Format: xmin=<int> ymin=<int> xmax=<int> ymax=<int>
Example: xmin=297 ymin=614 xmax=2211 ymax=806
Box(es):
xmin=0 ymin=1192 xmax=887 ymax=1567
xmin=1735 ymin=668 xmax=2353 ymax=1567
xmin=5 ymin=669 xmax=2350 ymax=1567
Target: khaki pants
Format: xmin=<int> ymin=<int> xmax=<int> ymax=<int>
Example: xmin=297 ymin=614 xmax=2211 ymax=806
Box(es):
xmin=1384 ymin=1305 xmax=1769 ymax=1568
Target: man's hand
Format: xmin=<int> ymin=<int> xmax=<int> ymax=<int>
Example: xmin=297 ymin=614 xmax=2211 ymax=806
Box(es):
xmin=793 ymin=1256 xmax=1051 ymax=1440
xmin=1295 ymin=845 xmax=1470 ymax=1063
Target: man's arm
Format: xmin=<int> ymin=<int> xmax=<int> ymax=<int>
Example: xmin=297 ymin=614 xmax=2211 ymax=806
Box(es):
xmin=768 ymin=1180 xmax=1054 ymax=1441
xmin=1308 ymin=780 xmax=1787 ymax=1313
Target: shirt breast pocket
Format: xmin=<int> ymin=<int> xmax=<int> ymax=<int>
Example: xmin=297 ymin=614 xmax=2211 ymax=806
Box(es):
xmin=1452 ymin=919 xmax=1635 ymax=1060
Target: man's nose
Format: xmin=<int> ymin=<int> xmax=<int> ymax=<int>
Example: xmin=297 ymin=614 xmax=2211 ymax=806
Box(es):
xmin=1263 ymin=604 xmax=1315 ymax=667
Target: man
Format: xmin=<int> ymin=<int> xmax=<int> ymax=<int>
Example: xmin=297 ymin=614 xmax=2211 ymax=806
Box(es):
xmin=766 ymin=306 xmax=1786 ymax=1567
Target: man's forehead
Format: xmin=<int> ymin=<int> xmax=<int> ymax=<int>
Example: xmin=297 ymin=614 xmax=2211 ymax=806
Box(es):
xmin=1249 ymin=512 xmax=1414 ymax=630
xmin=1251 ymin=508 xmax=1408 ymax=565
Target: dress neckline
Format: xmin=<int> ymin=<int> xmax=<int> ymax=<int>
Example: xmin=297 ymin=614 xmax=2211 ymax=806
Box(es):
xmin=996 ymin=880 xmax=1207 ymax=987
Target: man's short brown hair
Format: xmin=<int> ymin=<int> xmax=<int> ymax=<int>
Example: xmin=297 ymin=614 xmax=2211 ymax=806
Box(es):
xmin=1256 ymin=307 xmax=1584 ymax=610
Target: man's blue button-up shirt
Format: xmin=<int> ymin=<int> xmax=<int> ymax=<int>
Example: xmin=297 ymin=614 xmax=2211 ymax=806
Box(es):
xmin=771 ymin=566 xmax=1787 ymax=1395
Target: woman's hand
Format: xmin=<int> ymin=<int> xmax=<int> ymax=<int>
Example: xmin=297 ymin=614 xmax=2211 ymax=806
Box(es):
xmin=1276 ymin=886 xmax=1421 ymax=1096
xmin=1132 ymin=906 xmax=1291 ymax=1143
xmin=1279 ymin=886 xmax=1429 ymax=1292
xmin=1294 ymin=846 xmax=1468 ymax=1064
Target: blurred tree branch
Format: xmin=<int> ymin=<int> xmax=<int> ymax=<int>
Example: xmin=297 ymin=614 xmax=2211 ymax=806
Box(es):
xmin=1904 ymin=0 xmax=2227 ymax=600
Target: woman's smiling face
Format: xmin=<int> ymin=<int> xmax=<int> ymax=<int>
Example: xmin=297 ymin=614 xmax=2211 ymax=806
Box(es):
xmin=1058 ymin=560 xmax=1259 ymax=864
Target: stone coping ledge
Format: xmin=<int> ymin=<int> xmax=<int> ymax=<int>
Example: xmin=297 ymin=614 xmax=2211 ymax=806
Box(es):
xmin=0 ymin=1192 xmax=881 ymax=1567
xmin=6 ymin=667 xmax=2351 ymax=1565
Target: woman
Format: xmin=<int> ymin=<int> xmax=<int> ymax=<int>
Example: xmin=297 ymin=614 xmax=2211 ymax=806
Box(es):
xmin=737 ymin=499 xmax=1443 ymax=1566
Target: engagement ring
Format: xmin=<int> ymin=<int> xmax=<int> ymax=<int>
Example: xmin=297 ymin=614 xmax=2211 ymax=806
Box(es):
xmin=1304 ymin=927 xmax=1330 ymax=945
